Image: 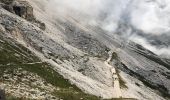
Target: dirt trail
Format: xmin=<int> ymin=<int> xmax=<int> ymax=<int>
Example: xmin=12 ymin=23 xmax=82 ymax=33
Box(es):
xmin=105 ymin=51 xmax=122 ymax=98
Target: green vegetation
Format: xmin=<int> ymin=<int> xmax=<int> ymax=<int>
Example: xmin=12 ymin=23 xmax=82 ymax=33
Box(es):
xmin=116 ymin=69 xmax=128 ymax=89
xmin=110 ymin=98 xmax=137 ymax=100
xmin=0 ymin=40 xmax=39 ymax=65
xmin=0 ymin=38 xmax=99 ymax=100
xmin=53 ymin=89 xmax=99 ymax=100
xmin=108 ymin=52 xmax=128 ymax=89
xmin=6 ymin=95 xmax=23 ymax=100
xmin=0 ymin=63 xmax=99 ymax=100
xmin=110 ymin=52 xmax=119 ymax=62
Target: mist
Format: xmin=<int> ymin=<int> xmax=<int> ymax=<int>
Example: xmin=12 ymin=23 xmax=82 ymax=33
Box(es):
xmin=45 ymin=0 xmax=170 ymax=57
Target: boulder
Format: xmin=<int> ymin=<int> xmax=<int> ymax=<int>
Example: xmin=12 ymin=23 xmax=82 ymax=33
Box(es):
xmin=0 ymin=0 xmax=46 ymax=30
xmin=12 ymin=0 xmax=34 ymax=21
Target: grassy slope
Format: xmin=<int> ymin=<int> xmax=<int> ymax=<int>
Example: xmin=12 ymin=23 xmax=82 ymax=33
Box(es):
xmin=0 ymin=37 xmax=100 ymax=100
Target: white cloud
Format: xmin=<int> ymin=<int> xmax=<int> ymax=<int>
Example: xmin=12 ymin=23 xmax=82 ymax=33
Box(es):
xmin=129 ymin=35 xmax=170 ymax=57
xmin=130 ymin=0 xmax=170 ymax=34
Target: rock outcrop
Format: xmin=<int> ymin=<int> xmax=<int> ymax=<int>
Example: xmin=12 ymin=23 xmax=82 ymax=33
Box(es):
xmin=0 ymin=0 xmax=45 ymax=30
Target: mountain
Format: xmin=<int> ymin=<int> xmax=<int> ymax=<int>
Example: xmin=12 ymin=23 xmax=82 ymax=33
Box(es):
xmin=0 ymin=0 xmax=170 ymax=100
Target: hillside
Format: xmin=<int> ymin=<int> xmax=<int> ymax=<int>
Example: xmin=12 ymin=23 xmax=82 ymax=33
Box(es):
xmin=0 ymin=0 xmax=169 ymax=100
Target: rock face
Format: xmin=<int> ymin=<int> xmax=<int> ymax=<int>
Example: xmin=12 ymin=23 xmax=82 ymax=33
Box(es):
xmin=0 ymin=0 xmax=34 ymax=20
xmin=0 ymin=0 xmax=45 ymax=30
xmin=60 ymin=22 xmax=110 ymax=59
xmin=12 ymin=1 xmax=34 ymax=21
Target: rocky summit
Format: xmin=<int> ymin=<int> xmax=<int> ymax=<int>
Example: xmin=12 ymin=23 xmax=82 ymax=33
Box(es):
xmin=0 ymin=0 xmax=169 ymax=100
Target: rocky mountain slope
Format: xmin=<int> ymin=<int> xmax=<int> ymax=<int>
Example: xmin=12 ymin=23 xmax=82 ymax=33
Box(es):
xmin=0 ymin=0 xmax=169 ymax=100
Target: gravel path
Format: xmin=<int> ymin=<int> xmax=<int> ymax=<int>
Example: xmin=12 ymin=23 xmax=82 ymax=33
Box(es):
xmin=105 ymin=51 xmax=122 ymax=98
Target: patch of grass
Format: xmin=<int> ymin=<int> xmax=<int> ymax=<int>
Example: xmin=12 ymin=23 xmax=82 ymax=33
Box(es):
xmin=109 ymin=98 xmax=137 ymax=100
xmin=116 ymin=69 xmax=128 ymax=89
xmin=110 ymin=52 xmax=118 ymax=62
xmin=0 ymin=40 xmax=39 ymax=65
xmin=1 ymin=63 xmax=100 ymax=100
xmin=0 ymin=39 xmax=99 ymax=99
xmin=6 ymin=96 xmax=20 ymax=100
xmin=6 ymin=93 xmax=32 ymax=100
xmin=53 ymin=89 xmax=99 ymax=100
xmin=111 ymin=98 xmax=137 ymax=100
xmin=22 ymin=63 xmax=80 ymax=89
